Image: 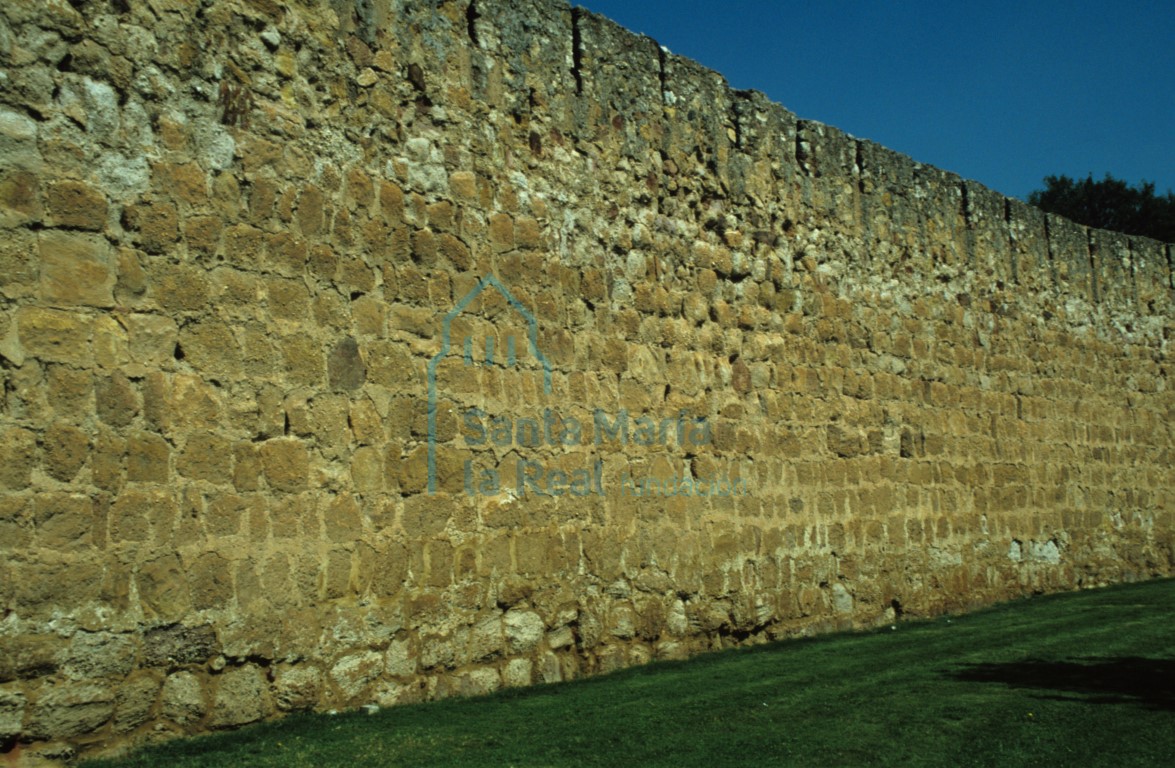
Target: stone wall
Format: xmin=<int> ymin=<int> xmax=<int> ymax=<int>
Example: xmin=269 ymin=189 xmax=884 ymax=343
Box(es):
xmin=1 ymin=0 xmax=1173 ymax=761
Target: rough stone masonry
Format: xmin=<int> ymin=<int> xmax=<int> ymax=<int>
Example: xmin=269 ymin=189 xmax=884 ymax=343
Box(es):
xmin=1 ymin=0 xmax=1173 ymax=762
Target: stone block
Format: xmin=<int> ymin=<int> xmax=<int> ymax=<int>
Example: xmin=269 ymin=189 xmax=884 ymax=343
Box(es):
xmin=113 ymin=672 xmax=160 ymax=733
xmin=1130 ymin=236 xmax=1170 ymax=313
xmin=184 ymin=215 xmax=223 ymax=255
xmin=143 ymin=624 xmax=219 ymax=668
xmin=1 ymin=229 xmax=38 ymax=299
xmin=64 ymin=633 xmax=136 ymax=680
xmin=139 ymin=553 xmax=191 ymax=620
xmin=324 ymin=493 xmax=362 ymax=542
xmin=123 ymin=201 xmax=179 ymax=253
xmin=273 ymin=665 xmax=321 ymax=712
xmin=127 ymin=431 xmax=170 ymax=483
xmin=91 ymin=430 xmax=126 ymax=493
xmin=177 ymin=433 xmax=232 ymax=483
xmin=0 ymin=169 xmax=41 ymax=228
xmin=96 ymin=371 xmax=140 ymax=427
xmin=188 ymin=551 xmax=233 ymax=611
xmin=1046 ymin=213 xmax=1092 ymax=302
xmin=330 ymin=651 xmax=383 ymax=701
xmin=93 ymin=313 xmax=129 ymax=367
xmin=328 ymin=337 xmax=366 ymax=391
xmin=1089 ymin=228 xmax=1132 ymax=307
xmin=209 ymin=665 xmax=269 ymax=728
xmin=16 ymin=306 xmax=92 ymax=365
xmin=26 ymin=683 xmax=113 ymax=740
xmin=152 ymin=262 xmax=210 ymax=312
xmin=383 ymin=639 xmax=415 ymax=678
xmin=458 ymin=668 xmax=501 ymax=698
xmin=260 ymin=438 xmax=309 ymax=493
xmin=178 ymin=320 xmax=241 ymax=379
xmin=154 ymin=161 xmax=207 ymax=206
xmin=0 ymin=427 xmax=37 ymax=490
xmin=161 ymin=671 xmax=205 ymax=725
xmin=0 ymin=634 xmax=64 ymax=682
xmin=45 ymin=179 xmax=107 ymax=230
xmin=265 ymin=232 xmax=308 ymax=276
xmin=32 ymin=492 xmax=92 ymax=548
xmin=502 ymin=658 xmax=533 ymax=688
xmin=169 ymin=373 xmax=223 ymax=430
xmin=0 ymin=495 xmax=32 ymax=552
xmin=116 ymin=246 xmax=148 ymax=298
xmin=0 ymin=687 xmax=25 ymax=741
xmin=503 ymin=610 xmax=544 ymax=653
xmin=279 ymin=334 xmax=324 ymax=386
xmin=266 ymin=276 xmax=311 ymax=321
xmin=126 ymin=313 xmax=178 ymax=366
xmin=350 ymin=446 xmax=384 ymax=493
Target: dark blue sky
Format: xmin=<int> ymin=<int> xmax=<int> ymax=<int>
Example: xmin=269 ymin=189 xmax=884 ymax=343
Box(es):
xmin=576 ymin=1 xmax=1175 ymax=201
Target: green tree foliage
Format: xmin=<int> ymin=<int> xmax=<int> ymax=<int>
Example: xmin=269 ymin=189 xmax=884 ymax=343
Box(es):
xmin=1027 ymin=173 xmax=1175 ymax=243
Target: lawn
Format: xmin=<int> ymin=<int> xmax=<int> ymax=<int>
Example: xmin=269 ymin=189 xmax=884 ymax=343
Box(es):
xmin=86 ymin=578 xmax=1175 ymax=767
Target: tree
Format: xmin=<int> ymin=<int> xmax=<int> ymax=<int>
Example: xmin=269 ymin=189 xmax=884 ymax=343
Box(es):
xmin=1027 ymin=173 xmax=1175 ymax=243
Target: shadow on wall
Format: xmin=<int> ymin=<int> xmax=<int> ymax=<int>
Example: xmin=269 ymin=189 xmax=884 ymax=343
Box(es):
xmin=949 ymin=657 xmax=1175 ymax=711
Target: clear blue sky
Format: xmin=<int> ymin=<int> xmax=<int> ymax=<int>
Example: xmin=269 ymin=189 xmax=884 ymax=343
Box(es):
xmin=575 ymin=1 xmax=1175 ymax=201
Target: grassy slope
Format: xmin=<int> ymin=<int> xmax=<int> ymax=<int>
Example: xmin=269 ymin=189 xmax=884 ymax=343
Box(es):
xmin=86 ymin=578 xmax=1175 ymax=768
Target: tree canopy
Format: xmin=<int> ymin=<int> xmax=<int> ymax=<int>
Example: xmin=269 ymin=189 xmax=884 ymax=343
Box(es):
xmin=1027 ymin=173 xmax=1175 ymax=244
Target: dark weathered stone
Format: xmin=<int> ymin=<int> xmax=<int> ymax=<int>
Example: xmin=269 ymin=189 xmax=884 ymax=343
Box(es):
xmin=328 ymin=336 xmax=366 ymax=391
xmin=142 ymin=624 xmax=219 ymax=668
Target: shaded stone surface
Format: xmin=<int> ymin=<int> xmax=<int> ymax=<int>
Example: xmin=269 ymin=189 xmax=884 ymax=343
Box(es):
xmin=328 ymin=336 xmax=367 ymax=391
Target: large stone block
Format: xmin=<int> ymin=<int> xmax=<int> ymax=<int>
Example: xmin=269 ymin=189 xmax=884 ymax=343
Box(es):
xmin=45 ymin=179 xmax=107 ymax=230
xmin=259 ymin=438 xmax=310 ymax=493
xmin=161 ymin=671 xmax=205 ymax=725
xmin=177 ymin=433 xmax=232 ymax=483
xmin=329 ymin=651 xmax=383 ymax=701
xmin=127 ymin=431 xmax=170 ymax=483
xmin=0 ymin=687 xmax=25 ymax=741
xmin=26 ymin=683 xmax=113 ymax=740
xmin=208 ymin=665 xmax=269 ymax=728
xmin=32 ymin=492 xmax=92 ymax=548
xmin=63 ymin=632 xmax=136 ymax=680
xmin=126 ymin=313 xmax=178 ymax=366
xmin=113 ymin=672 xmax=161 ymax=733
xmin=143 ymin=624 xmax=219 ymax=668
xmin=138 ymin=553 xmax=192 ymax=620
xmin=0 ymin=427 xmax=37 ymax=491
xmin=123 ymin=201 xmax=178 ymax=254
xmin=38 ymin=231 xmax=115 ymax=307
xmin=503 ymin=609 xmax=544 ymax=653
xmin=16 ymin=306 xmax=93 ymax=365
xmin=272 ymin=665 xmax=322 ymax=712
xmin=0 ymin=169 xmax=41 ymax=228
xmin=0 ymin=635 xmax=64 ymax=682
xmin=96 ymin=371 xmax=140 ymax=427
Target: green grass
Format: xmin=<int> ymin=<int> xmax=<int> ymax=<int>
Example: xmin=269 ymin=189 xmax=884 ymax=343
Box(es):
xmin=86 ymin=579 xmax=1175 ymax=767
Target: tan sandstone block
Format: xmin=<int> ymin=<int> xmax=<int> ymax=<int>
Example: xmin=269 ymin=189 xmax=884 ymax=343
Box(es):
xmin=209 ymin=667 xmax=270 ymax=728
xmin=138 ymin=552 xmax=191 ymax=620
xmin=260 ymin=439 xmax=309 ymax=492
xmin=0 ymin=169 xmax=41 ymax=228
xmin=123 ymin=201 xmax=179 ymax=253
xmin=43 ymin=421 xmax=89 ymax=482
xmin=0 ymin=427 xmax=37 ymax=491
xmin=45 ymin=178 xmax=107 ymax=230
xmin=178 ymin=433 xmax=232 ymax=484
xmin=127 ymin=431 xmax=170 ymax=483
xmin=17 ymin=306 xmax=92 ymax=365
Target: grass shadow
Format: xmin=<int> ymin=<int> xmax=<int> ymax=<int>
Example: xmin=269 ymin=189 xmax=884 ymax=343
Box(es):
xmin=949 ymin=656 xmax=1175 ymax=711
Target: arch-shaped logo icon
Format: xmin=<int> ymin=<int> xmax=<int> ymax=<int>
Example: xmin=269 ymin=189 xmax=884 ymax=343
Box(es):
xmin=426 ymin=274 xmax=552 ymax=493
